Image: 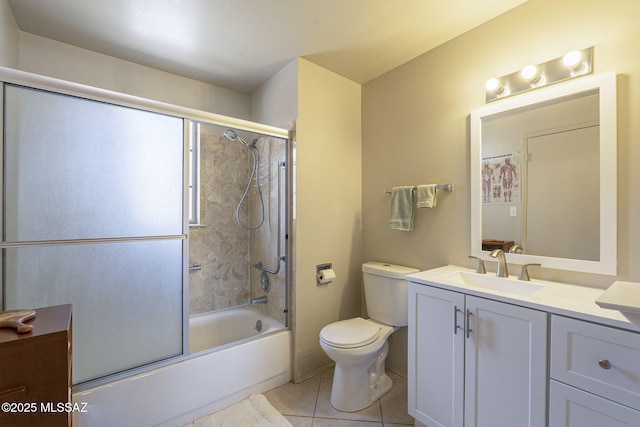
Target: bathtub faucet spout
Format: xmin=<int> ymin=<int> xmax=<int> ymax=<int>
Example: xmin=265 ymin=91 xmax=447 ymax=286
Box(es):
xmin=251 ymin=295 xmax=268 ymax=305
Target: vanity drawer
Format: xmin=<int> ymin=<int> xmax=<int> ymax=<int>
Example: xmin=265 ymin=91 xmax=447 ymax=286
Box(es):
xmin=550 ymin=315 xmax=640 ymax=409
xmin=549 ymin=380 xmax=640 ymax=427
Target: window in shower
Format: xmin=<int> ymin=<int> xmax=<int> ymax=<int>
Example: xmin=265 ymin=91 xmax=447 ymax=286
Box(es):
xmin=189 ymin=122 xmax=201 ymax=225
xmin=1 ymin=83 xmax=186 ymax=387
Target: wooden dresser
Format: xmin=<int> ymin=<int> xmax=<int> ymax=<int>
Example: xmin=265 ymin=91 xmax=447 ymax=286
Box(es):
xmin=0 ymin=304 xmax=72 ymax=427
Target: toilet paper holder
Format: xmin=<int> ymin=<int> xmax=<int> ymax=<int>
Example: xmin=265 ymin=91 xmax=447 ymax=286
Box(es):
xmin=316 ymin=263 xmax=335 ymax=285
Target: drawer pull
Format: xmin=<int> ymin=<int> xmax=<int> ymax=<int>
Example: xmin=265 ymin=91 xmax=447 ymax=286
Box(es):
xmin=598 ymin=359 xmax=612 ymax=370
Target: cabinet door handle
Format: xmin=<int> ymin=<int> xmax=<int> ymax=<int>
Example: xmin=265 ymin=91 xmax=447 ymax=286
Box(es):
xmin=466 ymin=309 xmax=473 ymax=338
xmin=598 ymin=359 xmax=612 ymax=370
xmin=453 ymin=305 xmax=463 ymax=334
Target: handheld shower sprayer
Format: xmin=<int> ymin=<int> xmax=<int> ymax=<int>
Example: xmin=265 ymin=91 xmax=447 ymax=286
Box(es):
xmin=223 ymin=129 xmax=250 ymax=148
xmin=222 ymin=129 xmax=236 ymax=140
xmin=223 ymin=129 xmax=265 ymax=230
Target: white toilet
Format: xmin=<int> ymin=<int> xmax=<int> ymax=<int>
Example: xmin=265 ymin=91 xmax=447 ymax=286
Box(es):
xmin=319 ymin=261 xmax=419 ymax=412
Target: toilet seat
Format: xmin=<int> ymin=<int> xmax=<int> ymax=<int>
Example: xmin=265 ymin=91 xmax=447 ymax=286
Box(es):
xmin=320 ymin=317 xmax=381 ymax=349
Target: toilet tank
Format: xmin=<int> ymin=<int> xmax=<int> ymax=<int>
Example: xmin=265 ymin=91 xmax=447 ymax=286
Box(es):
xmin=362 ymin=262 xmax=419 ymax=327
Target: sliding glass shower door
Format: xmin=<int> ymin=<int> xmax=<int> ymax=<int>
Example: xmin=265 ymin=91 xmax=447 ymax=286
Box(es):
xmin=2 ymin=84 xmax=186 ymax=385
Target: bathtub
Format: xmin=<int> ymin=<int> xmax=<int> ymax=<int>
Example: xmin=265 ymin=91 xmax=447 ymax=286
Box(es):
xmin=189 ymin=305 xmax=285 ymax=354
xmin=72 ymin=305 xmax=290 ymax=427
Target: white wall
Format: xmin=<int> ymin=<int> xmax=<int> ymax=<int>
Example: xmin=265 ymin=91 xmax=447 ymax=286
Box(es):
xmin=0 ymin=0 xmax=18 ymax=67
xmin=294 ymin=58 xmax=362 ymax=381
xmin=251 ymin=58 xmax=298 ymax=127
xmin=17 ymin=32 xmax=251 ymax=118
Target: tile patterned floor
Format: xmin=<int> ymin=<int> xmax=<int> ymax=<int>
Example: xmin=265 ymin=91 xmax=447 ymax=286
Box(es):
xmin=264 ymin=368 xmax=415 ymax=427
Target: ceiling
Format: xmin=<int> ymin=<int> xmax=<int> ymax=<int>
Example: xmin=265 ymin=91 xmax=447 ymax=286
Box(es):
xmin=8 ymin=0 xmax=527 ymax=93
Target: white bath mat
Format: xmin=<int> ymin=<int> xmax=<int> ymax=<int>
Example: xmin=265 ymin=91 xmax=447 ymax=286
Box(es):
xmin=183 ymin=394 xmax=292 ymax=427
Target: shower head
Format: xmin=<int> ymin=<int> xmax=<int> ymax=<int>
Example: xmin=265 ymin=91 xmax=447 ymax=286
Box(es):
xmin=223 ymin=129 xmax=237 ymax=141
xmin=223 ymin=129 xmax=249 ymax=148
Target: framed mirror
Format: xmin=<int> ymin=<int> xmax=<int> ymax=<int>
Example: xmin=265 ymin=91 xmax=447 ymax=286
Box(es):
xmin=470 ymin=71 xmax=617 ymax=275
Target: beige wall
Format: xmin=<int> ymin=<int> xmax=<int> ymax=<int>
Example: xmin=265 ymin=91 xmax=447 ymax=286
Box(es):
xmin=16 ymin=32 xmax=251 ymax=119
xmin=0 ymin=0 xmax=18 ymax=67
xmin=362 ymin=0 xmax=640 ymax=373
xmin=364 ymin=0 xmax=640 ymax=283
xmin=251 ymin=58 xmax=298 ymax=127
xmin=294 ymin=58 xmax=362 ymax=381
xmin=7 ymin=0 xmax=639 ymax=384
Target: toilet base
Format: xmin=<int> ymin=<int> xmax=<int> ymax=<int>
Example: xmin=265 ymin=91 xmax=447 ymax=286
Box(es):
xmin=329 ymin=341 xmax=393 ymax=412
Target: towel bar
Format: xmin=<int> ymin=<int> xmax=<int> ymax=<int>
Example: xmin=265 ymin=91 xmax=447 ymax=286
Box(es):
xmin=385 ymin=184 xmax=453 ymax=194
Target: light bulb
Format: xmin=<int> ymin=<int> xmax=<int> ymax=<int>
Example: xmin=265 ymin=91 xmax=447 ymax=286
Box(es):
xmin=563 ymin=50 xmax=582 ymax=70
xmin=485 ymin=78 xmax=504 ymax=94
xmin=521 ymin=65 xmax=540 ymax=83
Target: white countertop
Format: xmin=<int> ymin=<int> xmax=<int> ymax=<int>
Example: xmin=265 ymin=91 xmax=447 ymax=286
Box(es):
xmin=406 ymin=265 xmax=640 ymax=333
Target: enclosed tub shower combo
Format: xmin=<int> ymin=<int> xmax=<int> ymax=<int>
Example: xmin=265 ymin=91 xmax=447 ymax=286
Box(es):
xmin=0 ymin=66 xmax=291 ymax=426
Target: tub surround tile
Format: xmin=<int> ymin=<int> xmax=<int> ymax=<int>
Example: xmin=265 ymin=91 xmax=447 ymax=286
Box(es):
xmin=189 ymin=133 xmax=249 ymax=316
xmin=190 ymin=133 xmax=288 ymax=326
xmin=249 ymin=136 xmax=288 ymax=325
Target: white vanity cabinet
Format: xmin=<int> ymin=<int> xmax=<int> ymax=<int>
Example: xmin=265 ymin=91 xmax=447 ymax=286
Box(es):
xmin=408 ymin=282 xmax=548 ymax=427
xmin=549 ymin=315 xmax=640 ymax=426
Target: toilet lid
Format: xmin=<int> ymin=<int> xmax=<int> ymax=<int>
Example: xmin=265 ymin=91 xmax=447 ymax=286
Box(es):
xmin=320 ymin=317 xmax=381 ymax=349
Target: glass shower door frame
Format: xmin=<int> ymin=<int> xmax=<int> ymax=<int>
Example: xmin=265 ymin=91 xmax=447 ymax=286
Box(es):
xmin=0 ymin=67 xmax=289 ymax=391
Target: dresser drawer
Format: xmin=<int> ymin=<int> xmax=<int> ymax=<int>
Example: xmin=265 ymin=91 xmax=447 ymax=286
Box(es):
xmin=550 ymin=315 xmax=640 ymax=409
xmin=549 ymin=380 xmax=640 ymax=427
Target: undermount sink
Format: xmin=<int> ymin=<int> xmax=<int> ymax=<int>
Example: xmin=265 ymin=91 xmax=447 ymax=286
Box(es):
xmin=440 ymin=271 xmax=544 ymax=296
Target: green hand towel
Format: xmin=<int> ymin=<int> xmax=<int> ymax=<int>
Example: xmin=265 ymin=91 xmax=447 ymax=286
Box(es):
xmin=417 ymin=184 xmax=438 ymax=208
xmin=390 ymin=186 xmax=414 ymax=231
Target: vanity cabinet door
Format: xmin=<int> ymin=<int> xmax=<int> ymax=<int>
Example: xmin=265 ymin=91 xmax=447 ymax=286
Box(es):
xmin=408 ymin=283 xmax=548 ymax=427
xmin=464 ymin=296 xmax=548 ymax=427
xmin=408 ymin=284 xmax=465 ymax=427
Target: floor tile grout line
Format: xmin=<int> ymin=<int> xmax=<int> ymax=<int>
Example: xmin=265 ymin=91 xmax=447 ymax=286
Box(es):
xmin=313 ymin=373 xmax=321 ymax=420
xmin=266 ymin=368 xmax=415 ymax=426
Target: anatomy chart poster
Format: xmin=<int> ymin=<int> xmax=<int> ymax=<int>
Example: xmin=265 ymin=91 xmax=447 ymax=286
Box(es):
xmin=482 ymin=152 xmax=521 ymax=204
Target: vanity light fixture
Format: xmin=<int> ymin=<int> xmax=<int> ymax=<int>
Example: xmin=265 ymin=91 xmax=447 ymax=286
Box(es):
xmin=485 ymin=46 xmax=593 ymax=102
xmin=520 ymin=65 xmax=542 ymax=84
xmin=485 ymin=77 xmax=505 ymax=95
xmin=563 ymin=49 xmax=587 ymax=74
xmin=562 ymin=50 xmax=582 ymax=69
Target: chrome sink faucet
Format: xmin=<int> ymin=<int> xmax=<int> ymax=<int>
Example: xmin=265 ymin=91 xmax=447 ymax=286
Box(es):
xmin=490 ymin=249 xmax=509 ymax=277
